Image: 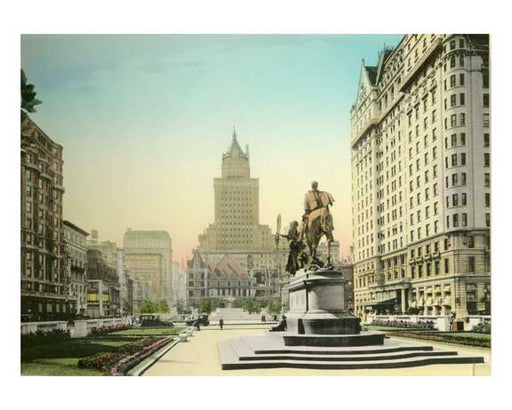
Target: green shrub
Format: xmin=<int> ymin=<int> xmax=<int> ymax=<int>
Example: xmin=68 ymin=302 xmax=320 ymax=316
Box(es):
xmin=472 ymin=321 xmax=491 ymax=334
xmin=21 ymin=329 xmax=70 ymax=347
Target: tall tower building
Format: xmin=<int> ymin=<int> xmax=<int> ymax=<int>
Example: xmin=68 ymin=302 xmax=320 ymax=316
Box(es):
xmin=350 ymin=34 xmax=490 ymax=321
xmin=198 ymin=129 xmax=288 ymax=271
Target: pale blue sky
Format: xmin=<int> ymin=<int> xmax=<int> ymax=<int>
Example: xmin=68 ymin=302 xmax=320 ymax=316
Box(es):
xmin=21 ymin=34 xmax=403 ymax=262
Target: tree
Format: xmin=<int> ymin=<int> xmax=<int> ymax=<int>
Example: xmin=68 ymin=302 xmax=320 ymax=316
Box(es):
xmin=243 ymin=298 xmax=261 ymax=314
xmin=266 ymin=298 xmax=281 ymax=315
xmin=176 ymin=299 xmax=186 ymax=315
xmin=139 ymin=299 xmax=155 ymax=314
xmin=198 ymin=298 xmax=212 ymax=314
xmin=21 ymin=70 xmax=42 ymax=122
xmin=157 ymin=300 xmax=169 ymax=314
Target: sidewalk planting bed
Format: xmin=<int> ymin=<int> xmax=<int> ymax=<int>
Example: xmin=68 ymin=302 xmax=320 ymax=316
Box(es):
xmin=387 ymin=331 xmax=490 ymax=348
xmin=21 ymin=326 xmax=184 ymax=376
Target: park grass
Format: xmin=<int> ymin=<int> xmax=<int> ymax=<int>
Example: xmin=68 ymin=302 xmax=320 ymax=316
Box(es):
xmin=109 ymin=327 xmax=185 ymax=337
xmin=21 ymin=358 xmax=103 ymax=376
xmin=21 ymin=336 xmax=137 ymax=375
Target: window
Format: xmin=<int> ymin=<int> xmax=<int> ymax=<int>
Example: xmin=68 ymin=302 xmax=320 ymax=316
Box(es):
xmin=461 ymin=172 xmax=466 ymax=185
xmin=484 ymin=133 xmax=490 ymax=147
xmin=452 ymin=194 xmax=458 ymax=207
xmin=468 ymin=256 xmax=475 ymax=273
xmin=446 ymin=215 xmax=450 ymax=228
xmin=460 ymin=113 xmax=465 ymax=126
xmin=433 ymin=165 xmax=438 ymax=178
xmin=468 ymin=236 xmax=474 ymax=248
xmin=462 ymin=193 xmax=467 ymax=205
xmin=450 ymin=40 xmax=456 ymax=50
xmin=444 ymin=238 xmax=450 ymax=251
xmin=452 ymin=173 xmax=458 ymax=186
xmin=460 ymin=73 xmax=465 ymax=86
xmin=434 ymin=183 xmax=438 ymax=196
xmin=450 ymin=94 xmax=456 ymax=107
xmin=484 ymin=113 xmax=490 ymax=127
xmin=485 ymin=173 xmax=490 ymax=187
xmin=451 ymin=134 xmax=457 ymax=147
xmin=432 ymin=128 xmax=437 ymax=140
xmin=461 ymin=153 xmax=466 ymax=166
xmin=451 ymin=114 xmax=457 ymax=127
xmin=434 ymin=202 xmax=439 ymax=215
xmin=433 ymin=147 xmax=437 ymax=159
xmin=453 ymin=214 xmax=459 ymax=227
xmin=483 ymin=94 xmax=489 ymax=107
xmin=460 ymin=55 xmax=465 ymax=66
xmin=444 ymin=258 xmax=450 ymax=274
xmin=450 ymin=74 xmax=456 ymax=87
xmin=461 ymin=133 xmax=466 ymax=145
xmin=484 ymin=153 xmax=490 ymax=167
xmin=450 ymin=55 xmax=456 ymax=68
xmin=462 ymin=213 xmax=467 ymax=226
xmin=485 ymin=193 xmax=490 ymax=207
xmin=459 ymin=39 xmax=465 ymax=48
xmin=452 ymin=154 xmax=458 ymax=167
xmin=460 ymin=93 xmax=465 ymax=105
xmin=446 ymin=196 xmax=450 ymax=208
xmin=486 ymin=213 xmax=491 ymax=227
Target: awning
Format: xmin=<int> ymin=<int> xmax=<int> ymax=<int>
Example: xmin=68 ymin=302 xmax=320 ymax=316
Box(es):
xmin=361 ymin=297 xmax=397 ymax=306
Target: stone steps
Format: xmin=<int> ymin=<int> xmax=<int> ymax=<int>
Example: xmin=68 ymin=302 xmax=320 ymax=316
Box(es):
xmin=218 ymin=335 xmax=485 ymax=370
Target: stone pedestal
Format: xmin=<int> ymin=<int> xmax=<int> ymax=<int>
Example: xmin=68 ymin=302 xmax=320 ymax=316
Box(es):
xmin=286 ymin=268 xmax=360 ymax=336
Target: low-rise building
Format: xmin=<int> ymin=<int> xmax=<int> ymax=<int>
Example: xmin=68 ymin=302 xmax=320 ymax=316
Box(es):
xmin=63 ymin=221 xmax=89 ymax=316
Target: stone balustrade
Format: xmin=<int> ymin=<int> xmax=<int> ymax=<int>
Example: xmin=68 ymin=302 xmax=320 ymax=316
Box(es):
xmin=21 ymin=317 xmax=132 ymax=338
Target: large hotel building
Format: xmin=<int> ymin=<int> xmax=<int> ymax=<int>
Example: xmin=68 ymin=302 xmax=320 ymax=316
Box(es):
xmin=351 ymin=34 xmax=490 ymax=321
xmin=21 ymin=118 xmax=67 ymax=320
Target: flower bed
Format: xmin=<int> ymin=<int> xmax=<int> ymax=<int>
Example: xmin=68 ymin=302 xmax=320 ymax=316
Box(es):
xmin=387 ymin=331 xmax=491 ymax=348
xmin=371 ymin=319 xmax=436 ymax=330
xmin=78 ymin=336 xmax=173 ymax=375
xmin=89 ymin=324 xmax=133 ymax=336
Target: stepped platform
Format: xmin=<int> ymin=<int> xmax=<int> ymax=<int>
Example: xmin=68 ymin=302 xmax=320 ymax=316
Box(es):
xmin=218 ymin=332 xmax=485 ymax=370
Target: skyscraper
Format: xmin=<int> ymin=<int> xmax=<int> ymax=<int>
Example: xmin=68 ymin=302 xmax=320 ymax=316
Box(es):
xmin=123 ymin=229 xmax=173 ymax=311
xmin=350 ymin=34 xmax=490 ymax=321
xmin=197 ymin=129 xmax=288 ymax=271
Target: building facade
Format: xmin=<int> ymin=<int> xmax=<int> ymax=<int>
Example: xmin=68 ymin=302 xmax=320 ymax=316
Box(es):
xmin=21 ymin=118 xmax=68 ymax=321
xmin=123 ymin=230 xmax=173 ymax=310
xmin=86 ymin=249 xmax=120 ymax=318
xmin=350 ymin=34 xmax=490 ymax=321
xmin=197 ymin=129 xmax=288 ymax=272
xmin=63 ymin=221 xmax=89 ymax=316
xmin=186 ymin=251 xmax=256 ymax=307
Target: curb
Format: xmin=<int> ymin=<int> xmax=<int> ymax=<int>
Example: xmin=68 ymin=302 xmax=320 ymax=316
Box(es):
xmin=127 ymin=337 xmax=181 ymax=376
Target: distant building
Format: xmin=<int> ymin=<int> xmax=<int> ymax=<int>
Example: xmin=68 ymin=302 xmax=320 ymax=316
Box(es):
xmin=350 ymin=34 xmax=490 ymax=320
xmin=250 ymin=268 xmax=281 ymax=298
xmin=172 ymin=261 xmax=186 ymax=303
xmin=21 ymin=118 xmax=67 ymax=321
xmin=86 ymin=249 xmax=120 ymax=317
xmin=186 ymin=250 xmax=255 ymax=308
xmin=117 ymin=249 xmax=134 ymax=316
xmin=317 ymin=240 xmax=341 ymax=264
xmin=197 ymin=129 xmax=288 ymax=271
xmin=123 ymin=230 xmax=173 ymax=310
xmin=63 ymin=221 xmax=89 ymax=316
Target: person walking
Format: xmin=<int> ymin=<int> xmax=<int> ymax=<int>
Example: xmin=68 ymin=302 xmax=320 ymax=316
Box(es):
xmin=219 ymin=317 xmax=224 ymax=330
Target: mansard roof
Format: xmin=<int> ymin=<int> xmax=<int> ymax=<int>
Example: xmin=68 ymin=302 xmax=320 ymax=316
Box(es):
xmin=212 ymin=254 xmax=247 ymax=277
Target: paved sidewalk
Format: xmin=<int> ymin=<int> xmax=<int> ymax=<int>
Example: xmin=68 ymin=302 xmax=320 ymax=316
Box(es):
xmin=142 ymin=324 xmax=491 ymax=376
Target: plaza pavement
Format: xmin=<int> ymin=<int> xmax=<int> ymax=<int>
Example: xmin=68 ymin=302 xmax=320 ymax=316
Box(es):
xmin=142 ymin=323 xmax=491 ymax=376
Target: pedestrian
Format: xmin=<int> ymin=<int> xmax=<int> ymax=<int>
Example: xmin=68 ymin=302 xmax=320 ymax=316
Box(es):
xmin=219 ymin=317 xmax=224 ymax=330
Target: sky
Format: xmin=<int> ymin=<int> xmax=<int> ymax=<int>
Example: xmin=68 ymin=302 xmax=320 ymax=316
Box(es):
xmin=20 ymin=34 xmax=403 ymax=263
